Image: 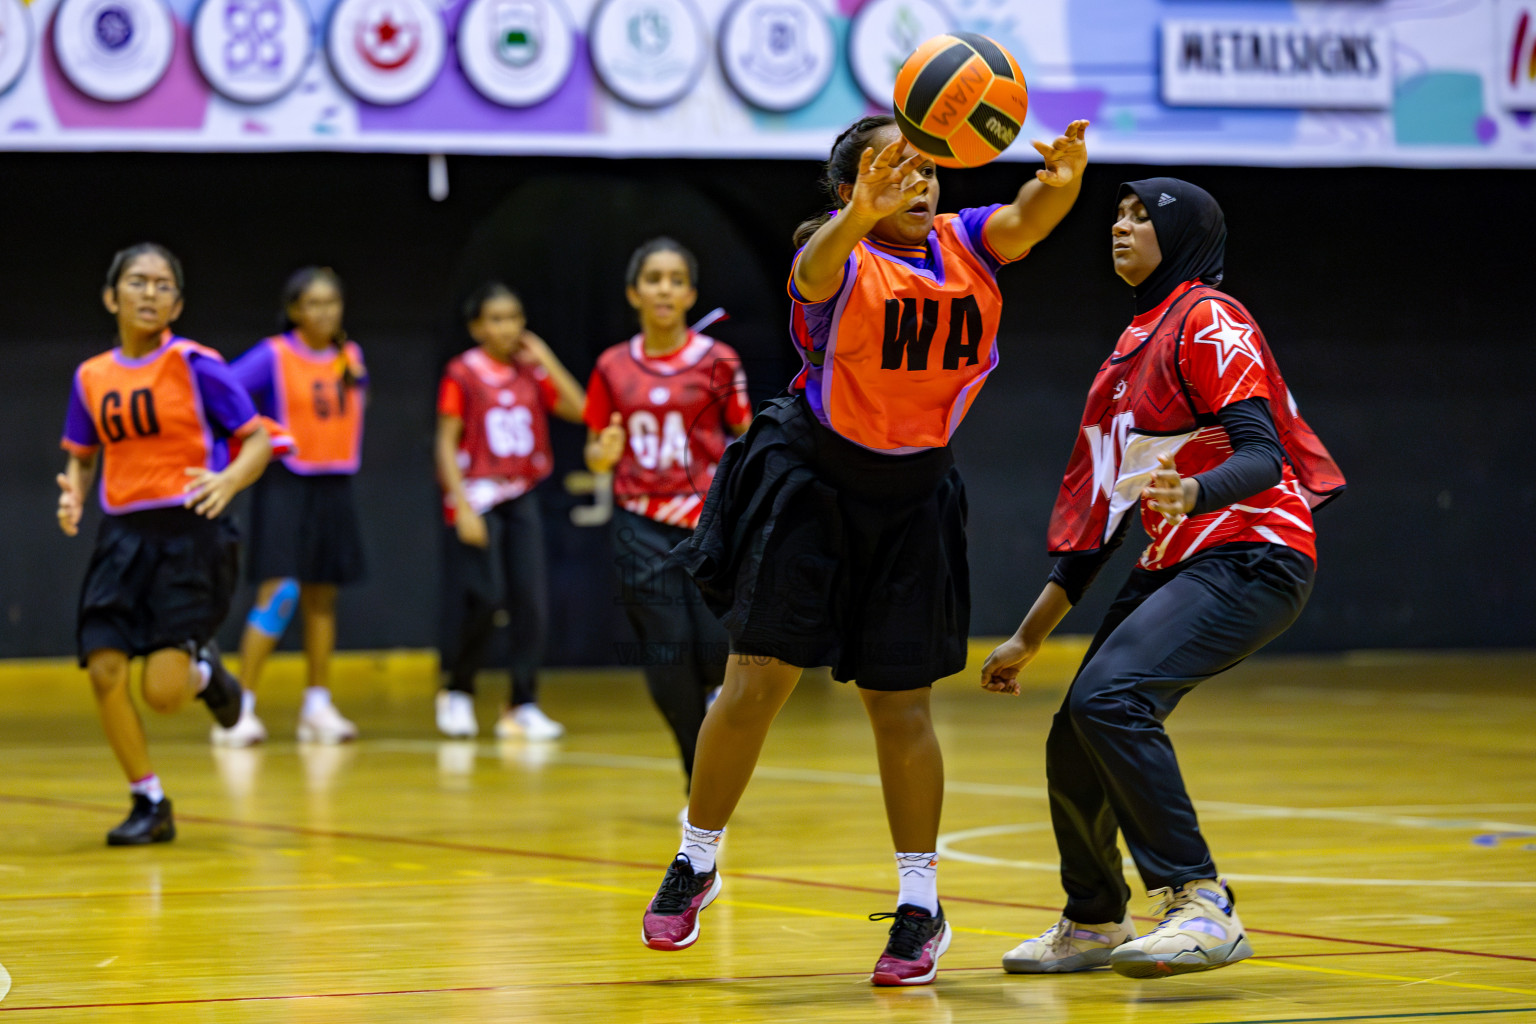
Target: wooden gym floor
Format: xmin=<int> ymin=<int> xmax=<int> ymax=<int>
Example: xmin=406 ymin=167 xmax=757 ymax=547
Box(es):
xmin=0 ymin=644 xmax=1531 ymax=1022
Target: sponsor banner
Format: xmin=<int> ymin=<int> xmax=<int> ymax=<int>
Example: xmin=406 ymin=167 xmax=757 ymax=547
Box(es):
xmin=1497 ymin=0 xmax=1536 ymax=110
xmin=0 ymin=0 xmax=1531 ymax=167
xmin=1161 ymin=21 xmax=1392 ymax=109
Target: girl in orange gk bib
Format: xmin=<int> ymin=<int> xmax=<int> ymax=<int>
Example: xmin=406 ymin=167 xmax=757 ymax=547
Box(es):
xmin=982 ymin=179 xmax=1345 ymax=978
xmin=218 ymin=268 xmax=370 ymax=746
xmin=57 ymin=244 xmax=272 ymax=845
xmin=641 ymin=116 xmax=1090 ymax=985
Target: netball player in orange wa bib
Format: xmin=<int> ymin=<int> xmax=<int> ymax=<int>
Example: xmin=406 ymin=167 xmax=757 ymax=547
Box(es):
xmin=641 ymin=116 xmax=1090 ymax=985
xmin=982 ymin=179 xmax=1344 ymax=978
xmin=57 ymin=244 xmax=272 ymax=845
xmin=583 ymin=239 xmax=751 ymax=792
xmin=219 ymin=268 xmax=369 ymax=747
xmin=436 ymin=284 xmax=586 ymax=740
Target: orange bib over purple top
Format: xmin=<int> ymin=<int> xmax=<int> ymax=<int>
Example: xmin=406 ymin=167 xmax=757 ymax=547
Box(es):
xmin=788 ymin=206 xmax=1020 ymax=453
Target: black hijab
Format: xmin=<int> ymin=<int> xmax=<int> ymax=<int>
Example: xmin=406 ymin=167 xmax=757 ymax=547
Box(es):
xmin=1119 ymin=178 xmax=1227 ymax=314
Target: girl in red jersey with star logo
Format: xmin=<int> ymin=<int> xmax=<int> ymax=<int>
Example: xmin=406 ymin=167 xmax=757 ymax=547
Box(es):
xmin=983 ymin=178 xmax=1344 ymax=980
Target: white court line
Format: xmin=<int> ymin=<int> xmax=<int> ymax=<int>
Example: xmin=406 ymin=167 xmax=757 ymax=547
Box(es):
xmin=934 ymin=823 xmax=1536 ymax=888
xmin=0 ymin=962 xmax=9 ymax=1001
xmin=372 ymin=741 xmax=1536 ymax=833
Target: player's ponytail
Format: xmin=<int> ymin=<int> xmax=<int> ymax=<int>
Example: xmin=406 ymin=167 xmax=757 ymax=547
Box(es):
xmin=792 ymin=115 xmax=897 ymax=248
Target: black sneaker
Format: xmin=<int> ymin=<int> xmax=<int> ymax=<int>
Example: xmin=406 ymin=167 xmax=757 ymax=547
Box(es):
xmin=190 ymin=640 xmax=243 ymax=728
xmin=107 ymin=794 xmax=175 ymax=846
xmin=869 ymin=903 xmax=952 ymax=986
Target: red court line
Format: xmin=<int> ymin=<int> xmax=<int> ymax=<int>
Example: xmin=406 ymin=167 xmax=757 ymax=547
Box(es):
xmin=7 ymin=792 xmax=1534 ymax=967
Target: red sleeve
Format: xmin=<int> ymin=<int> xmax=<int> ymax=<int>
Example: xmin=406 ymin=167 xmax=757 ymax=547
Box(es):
xmin=1179 ymin=299 xmax=1271 ymax=415
xmin=533 ymin=367 xmax=559 ymax=412
xmin=437 ymin=375 xmax=464 ymax=418
xmin=713 ymin=349 xmax=752 ymax=429
xmin=582 ymin=365 xmax=614 ymax=433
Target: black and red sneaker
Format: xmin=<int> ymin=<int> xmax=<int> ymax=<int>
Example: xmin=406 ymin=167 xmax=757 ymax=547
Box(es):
xmin=642 ymin=855 xmax=722 ymax=951
xmin=869 ymin=903 xmax=952 ymax=986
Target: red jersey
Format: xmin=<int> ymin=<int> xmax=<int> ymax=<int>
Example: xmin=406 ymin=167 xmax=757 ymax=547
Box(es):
xmin=583 ymin=333 xmax=751 ymax=529
xmin=438 ymin=347 xmax=559 ymax=523
xmin=1048 ymin=282 xmax=1345 ymax=569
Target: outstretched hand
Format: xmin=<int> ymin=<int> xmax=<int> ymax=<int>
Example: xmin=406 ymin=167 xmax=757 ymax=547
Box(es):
xmin=846 ymin=139 xmax=929 ymax=224
xmin=1032 ymin=119 xmax=1089 ymax=188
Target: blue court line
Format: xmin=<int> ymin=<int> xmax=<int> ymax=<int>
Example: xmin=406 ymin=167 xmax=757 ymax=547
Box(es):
xmin=1205 ymin=1009 xmax=1536 ymax=1024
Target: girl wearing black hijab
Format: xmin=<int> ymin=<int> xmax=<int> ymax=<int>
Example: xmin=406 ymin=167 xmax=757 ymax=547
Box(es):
xmin=980 ymin=178 xmax=1345 ymax=978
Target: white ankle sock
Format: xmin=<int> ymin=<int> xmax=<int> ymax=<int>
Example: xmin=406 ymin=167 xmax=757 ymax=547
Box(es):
xmin=895 ymin=852 xmax=939 ymax=914
xmin=678 ymin=820 xmax=724 ymax=873
xmin=302 ymin=687 xmax=332 ymax=716
xmin=130 ymin=774 xmax=165 ymax=803
xmin=241 ymin=690 xmax=257 ymax=716
xmin=194 ymin=661 xmax=212 ymax=693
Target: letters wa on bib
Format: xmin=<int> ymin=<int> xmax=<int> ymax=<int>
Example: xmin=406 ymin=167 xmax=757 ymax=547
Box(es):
xmin=680 ymin=206 xmax=1018 ymax=689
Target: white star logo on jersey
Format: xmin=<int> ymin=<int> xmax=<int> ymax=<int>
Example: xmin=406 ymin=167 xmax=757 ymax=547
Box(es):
xmin=1191 ymin=303 xmax=1263 ymax=378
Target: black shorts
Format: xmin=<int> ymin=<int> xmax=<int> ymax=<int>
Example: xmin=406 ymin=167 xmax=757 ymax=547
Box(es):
xmin=77 ymin=508 xmax=240 ymax=665
xmin=678 ymin=396 xmax=969 ymax=691
xmin=246 ymin=462 xmax=365 ymax=585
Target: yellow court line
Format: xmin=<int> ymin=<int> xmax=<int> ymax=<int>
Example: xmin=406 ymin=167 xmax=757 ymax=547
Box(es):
xmin=1220 ymin=843 xmax=1506 ymax=858
xmin=1247 ymin=957 xmax=1536 ymax=997
xmin=528 ymin=876 xmax=1029 ymax=939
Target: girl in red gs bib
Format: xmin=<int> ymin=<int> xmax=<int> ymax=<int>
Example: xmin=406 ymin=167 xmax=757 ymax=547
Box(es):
xmin=584 ymin=239 xmax=752 ymax=796
xmin=982 ymin=179 xmax=1344 ymax=979
xmin=642 ymin=116 xmax=1091 ymax=986
xmin=57 ymin=244 xmax=272 ymax=846
xmin=221 ymin=268 xmax=368 ymax=747
xmin=435 ymin=284 xmax=586 ymax=740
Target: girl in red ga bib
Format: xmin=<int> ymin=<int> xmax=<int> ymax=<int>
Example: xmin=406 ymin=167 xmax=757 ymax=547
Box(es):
xmin=982 ymin=179 xmax=1344 ymax=979
xmin=643 ymin=115 xmax=1091 ymax=987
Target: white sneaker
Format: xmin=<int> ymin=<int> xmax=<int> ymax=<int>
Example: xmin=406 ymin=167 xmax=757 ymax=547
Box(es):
xmin=211 ymin=709 xmax=268 ymax=748
xmin=1002 ymin=915 xmax=1135 ymax=973
xmin=495 ymin=703 xmax=564 ymax=741
xmin=1109 ymin=879 xmax=1253 ymax=978
xmin=436 ymin=690 xmax=479 ymax=738
xmin=296 ymin=702 xmax=359 ymax=744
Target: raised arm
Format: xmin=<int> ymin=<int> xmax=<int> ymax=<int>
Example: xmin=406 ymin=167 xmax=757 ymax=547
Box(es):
xmin=983 ymin=120 xmax=1090 ymax=262
xmin=793 ymin=139 xmax=931 ymax=303
xmin=520 ymin=330 xmax=586 ymax=424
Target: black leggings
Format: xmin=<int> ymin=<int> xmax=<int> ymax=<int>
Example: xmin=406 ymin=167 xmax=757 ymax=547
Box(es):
xmin=1048 ymin=543 xmax=1315 ymax=924
xmin=438 ymin=493 xmax=548 ymax=706
xmin=611 ymin=509 xmax=728 ymax=787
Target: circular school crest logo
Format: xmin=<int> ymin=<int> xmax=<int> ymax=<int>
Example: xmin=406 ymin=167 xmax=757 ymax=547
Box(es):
xmin=457 ymin=0 xmax=575 ymax=107
xmin=718 ymin=0 xmax=833 ymax=112
xmin=588 ymin=0 xmax=706 ymax=108
xmin=52 ymin=0 xmax=175 ymax=101
xmin=326 ymin=0 xmax=445 ymax=105
xmin=846 ymin=0 xmax=951 ymax=106
xmin=0 ymin=0 xmax=35 ymax=99
xmin=192 ymin=0 xmax=314 ymax=104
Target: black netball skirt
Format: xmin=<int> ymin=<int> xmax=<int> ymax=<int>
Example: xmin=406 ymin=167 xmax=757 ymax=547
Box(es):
xmin=677 ymin=396 xmax=969 ymax=691
xmin=246 ymin=462 xmax=366 ymax=585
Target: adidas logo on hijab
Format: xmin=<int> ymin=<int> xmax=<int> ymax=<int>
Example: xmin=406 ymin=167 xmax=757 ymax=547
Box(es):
xmin=1158 ymin=193 xmax=1177 ymax=206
